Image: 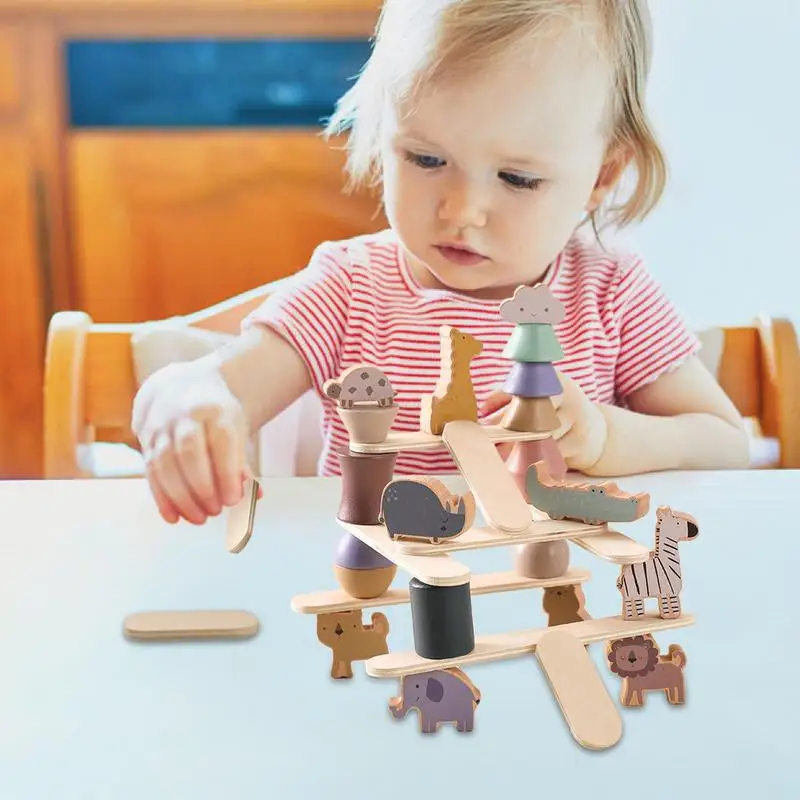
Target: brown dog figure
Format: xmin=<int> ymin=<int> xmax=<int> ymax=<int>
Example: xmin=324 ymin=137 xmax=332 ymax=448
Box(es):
xmin=317 ymin=610 xmax=390 ymax=679
xmin=606 ymin=634 xmax=687 ymax=707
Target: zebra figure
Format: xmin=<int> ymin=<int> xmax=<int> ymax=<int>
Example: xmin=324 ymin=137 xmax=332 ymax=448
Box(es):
xmin=616 ymin=506 xmax=699 ymax=620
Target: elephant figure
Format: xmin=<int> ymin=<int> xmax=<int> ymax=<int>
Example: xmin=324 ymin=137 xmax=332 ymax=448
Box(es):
xmin=388 ymin=667 xmax=481 ymax=733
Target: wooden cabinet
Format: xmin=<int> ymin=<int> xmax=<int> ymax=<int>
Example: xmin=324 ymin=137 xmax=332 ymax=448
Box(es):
xmin=69 ymin=132 xmax=385 ymax=323
xmin=0 ymin=0 xmax=384 ymax=478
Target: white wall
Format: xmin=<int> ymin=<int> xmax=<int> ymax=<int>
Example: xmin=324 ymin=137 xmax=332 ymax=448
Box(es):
xmin=613 ymin=0 xmax=800 ymax=328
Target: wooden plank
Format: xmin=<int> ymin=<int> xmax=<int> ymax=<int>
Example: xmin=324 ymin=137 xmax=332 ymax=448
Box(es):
xmin=336 ymin=520 xmax=471 ymax=587
xmin=393 ymin=517 xmax=606 ymax=555
xmin=442 ymin=420 xmax=532 ymax=532
xmin=291 ymin=568 xmax=592 ymax=614
xmin=348 ymin=424 xmax=548 ymax=454
xmin=536 ymin=629 xmax=622 ymax=750
xmin=365 ymin=612 xmax=695 ymax=678
xmin=570 ymin=529 xmax=650 ymax=564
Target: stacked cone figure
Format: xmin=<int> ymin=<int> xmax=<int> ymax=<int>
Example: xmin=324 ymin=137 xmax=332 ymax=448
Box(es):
xmin=499 ymin=284 xmax=568 ymax=496
xmin=498 ymin=284 xmax=573 ymax=580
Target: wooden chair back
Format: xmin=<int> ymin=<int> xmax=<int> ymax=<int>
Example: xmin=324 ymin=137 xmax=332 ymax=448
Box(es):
xmin=43 ymin=281 xmax=282 ymax=479
xmin=43 ymin=298 xmax=800 ymax=477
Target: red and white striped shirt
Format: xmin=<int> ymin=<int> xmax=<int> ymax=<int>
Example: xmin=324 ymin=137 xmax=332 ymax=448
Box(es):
xmin=243 ymin=228 xmax=700 ymax=476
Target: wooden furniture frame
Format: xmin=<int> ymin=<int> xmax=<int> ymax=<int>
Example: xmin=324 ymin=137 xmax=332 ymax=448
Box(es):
xmin=43 ymin=302 xmax=800 ymax=478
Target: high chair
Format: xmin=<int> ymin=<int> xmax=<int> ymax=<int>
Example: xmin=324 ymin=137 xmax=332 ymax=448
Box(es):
xmin=43 ymin=282 xmax=800 ymax=478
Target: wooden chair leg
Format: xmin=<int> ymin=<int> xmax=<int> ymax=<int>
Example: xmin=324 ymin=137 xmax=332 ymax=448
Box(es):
xmin=757 ymin=316 xmax=800 ymax=469
xmin=44 ymin=311 xmax=94 ymax=478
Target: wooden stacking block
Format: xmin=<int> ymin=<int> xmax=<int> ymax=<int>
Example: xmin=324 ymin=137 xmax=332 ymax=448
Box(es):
xmin=502 ymin=396 xmax=560 ymax=433
xmin=502 ymin=323 xmax=564 ymax=363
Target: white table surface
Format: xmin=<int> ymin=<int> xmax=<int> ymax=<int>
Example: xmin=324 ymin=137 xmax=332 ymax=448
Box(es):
xmin=1 ymin=470 xmax=798 ymax=799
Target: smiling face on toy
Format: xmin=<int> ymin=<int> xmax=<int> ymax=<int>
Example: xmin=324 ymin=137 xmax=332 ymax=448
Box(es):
xmin=499 ymin=284 xmax=565 ymax=324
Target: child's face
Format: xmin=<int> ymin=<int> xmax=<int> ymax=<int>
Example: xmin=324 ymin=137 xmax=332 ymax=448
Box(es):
xmin=381 ymin=27 xmax=623 ymax=298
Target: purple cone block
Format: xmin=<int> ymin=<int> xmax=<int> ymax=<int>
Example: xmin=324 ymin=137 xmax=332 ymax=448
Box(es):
xmin=335 ymin=533 xmax=394 ymax=570
xmin=503 ymin=361 xmax=561 ymax=398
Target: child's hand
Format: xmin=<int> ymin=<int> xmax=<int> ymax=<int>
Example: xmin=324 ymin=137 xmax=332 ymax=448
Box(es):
xmin=132 ymin=361 xmax=259 ymax=525
xmin=479 ymin=371 xmax=608 ymax=472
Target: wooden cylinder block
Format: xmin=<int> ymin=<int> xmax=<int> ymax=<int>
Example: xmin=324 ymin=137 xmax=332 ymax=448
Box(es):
xmin=336 ymin=448 xmax=397 ymax=525
xmin=409 ymin=578 xmax=475 ymax=659
xmin=502 ymin=396 xmax=560 ymax=433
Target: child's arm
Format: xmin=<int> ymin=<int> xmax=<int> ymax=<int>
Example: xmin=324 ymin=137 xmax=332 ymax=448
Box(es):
xmin=132 ymin=325 xmax=312 ymax=525
xmin=586 ymin=355 xmax=750 ymax=475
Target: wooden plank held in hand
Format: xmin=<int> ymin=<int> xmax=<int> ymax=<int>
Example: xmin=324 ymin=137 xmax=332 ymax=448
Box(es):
xmin=442 ymin=420 xmax=532 ymax=533
xmin=226 ymin=477 xmax=260 ymax=554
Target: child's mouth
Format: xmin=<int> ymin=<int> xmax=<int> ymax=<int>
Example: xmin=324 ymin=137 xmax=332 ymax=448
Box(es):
xmin=434 ymin=243 xmax=488 ymax=267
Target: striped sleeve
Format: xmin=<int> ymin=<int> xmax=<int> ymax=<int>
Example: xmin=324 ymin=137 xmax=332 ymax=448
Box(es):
xmin=611 ymin=257 xmax=701 ymax=400
xmin=241 ymin=242 xmax=352 ymax=397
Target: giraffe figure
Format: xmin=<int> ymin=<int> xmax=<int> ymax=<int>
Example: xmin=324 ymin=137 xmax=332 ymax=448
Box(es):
xmin=616 ymin=506 xmax=699 ymax=619
xmin=420 ymin=326 xmax=483 ymax=435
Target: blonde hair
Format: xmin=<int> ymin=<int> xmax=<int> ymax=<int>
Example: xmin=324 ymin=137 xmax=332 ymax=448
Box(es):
xmin=324 ymin=0 xmax=666 ymax=230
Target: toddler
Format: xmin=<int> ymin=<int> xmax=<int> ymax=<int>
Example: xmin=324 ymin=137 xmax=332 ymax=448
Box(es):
xmin=132 ymin=0 xmax=749 ymax=525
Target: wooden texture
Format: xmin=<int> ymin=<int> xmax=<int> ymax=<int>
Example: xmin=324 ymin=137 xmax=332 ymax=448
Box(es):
xmin=0 ymin=24 xmax=20 ymax=112
xmin=336 ymin=519 xmax=471 ymax=587
xmin=123 ymin=610 xmax=260 ymax=641
xmin=442 ymin=420 xmax=533 ymax=532
xmin=365 ymin=612 xmax=696 ymax=678
xmin=348 ymin=425 xmax=549 ymax=454
xmin=291 ymin=568 xmax=592 ymax=614
xmin=0 ymin=132 xmax=46 ymax=478
xmin=69 ymin=132 xmax=385 ymax=323
xmin=393 ymin=515 xmax=607 ymax=556
xmin=535 ymin=628 xmax=622 ymax=750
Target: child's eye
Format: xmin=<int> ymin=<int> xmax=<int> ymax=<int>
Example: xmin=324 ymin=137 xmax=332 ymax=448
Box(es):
xmin=404 ymin=151 xmax=445 ymax=170
xmin=500 ymin=171 xmax=543 ymax=190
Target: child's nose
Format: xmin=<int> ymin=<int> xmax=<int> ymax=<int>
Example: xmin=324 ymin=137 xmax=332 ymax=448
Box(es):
xmin=437 ymin=179 xmax=488 ymax=228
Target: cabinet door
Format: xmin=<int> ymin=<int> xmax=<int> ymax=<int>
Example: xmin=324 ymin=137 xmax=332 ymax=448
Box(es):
xmin=0 ymin=132 xmax=46 ymax=478
xmin=69 ymin=131 xmax=386 ymax=322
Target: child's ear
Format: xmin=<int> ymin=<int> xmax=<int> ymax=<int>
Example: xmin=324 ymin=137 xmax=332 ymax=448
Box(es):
xmin=585 ymin=144 xmax=633 ymax=212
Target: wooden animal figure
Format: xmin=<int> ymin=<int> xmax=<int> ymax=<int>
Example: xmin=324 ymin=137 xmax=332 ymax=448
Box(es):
xmin=420 ymin=326 xmax=483 ymax=436
xmin=379 ymin=476 xmax=476 ymax=544
xmin=316 ymin=610 xmax=390 ymax=679
xmin=388 ymin=668 xmax=481 ymax=733
xmin=616 ymin=506 xmax=699 ymax=620
xmin=323 ymin=364 xmax=396 ymax=408
xmin=606 ymin=635 xmax=687 ymax=707
xmin=542 ymin=584 xmax=591 ymax=626
xmin=527 ymin=460 xmax=650 ymax=524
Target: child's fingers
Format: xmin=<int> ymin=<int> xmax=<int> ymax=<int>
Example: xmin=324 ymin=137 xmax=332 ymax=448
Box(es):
xmin=147 ymin=470 xmax=181 ymax=524
xmin=172 ymin=416 xmax=221 ymax=516
xmin=146 ymin=430 xmax=209 ymax=525
xmin=479 ymin=390 xmax=512 ymax=420
xmin=205 ymin=414 xmax=247 ymax=507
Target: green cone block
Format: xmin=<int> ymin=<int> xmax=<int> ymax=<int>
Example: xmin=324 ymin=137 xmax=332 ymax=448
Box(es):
xmin=502 ymin=323 xmax=564 ymax=363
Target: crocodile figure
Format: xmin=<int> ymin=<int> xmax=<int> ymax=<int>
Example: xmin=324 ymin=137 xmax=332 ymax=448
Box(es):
xmin=526 ymin=460 xmax=650 ymax=525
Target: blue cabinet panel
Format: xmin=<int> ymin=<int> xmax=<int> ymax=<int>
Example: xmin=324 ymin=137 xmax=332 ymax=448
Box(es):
xmin=66 ymin=39 xmax=372 ymax=128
